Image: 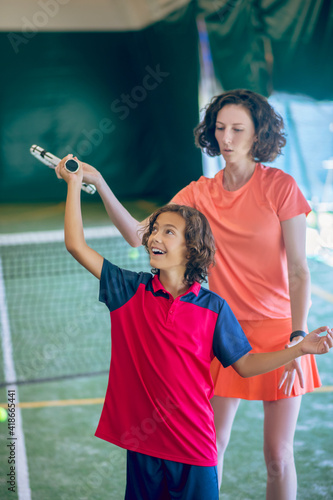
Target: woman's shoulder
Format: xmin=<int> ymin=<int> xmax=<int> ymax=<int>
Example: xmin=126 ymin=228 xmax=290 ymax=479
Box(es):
xmin=256 ymin=165 xmax=308 ymax=214
xmin=192 ymin=169 xmax=223 ymax=185
xmin=257 ymin=164 xmax=296 ymax=186
xmin=177 ymin=171 xmax=222 ymax=199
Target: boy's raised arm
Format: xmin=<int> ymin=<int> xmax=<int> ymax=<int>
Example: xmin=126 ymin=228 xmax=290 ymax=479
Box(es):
xmin=57 ymin=155 xmax=104 ymax=279
xmin=71 ymin=161 xmax=146 ymax=247
xmin=233 ymin=326 xmax=333 ymax=378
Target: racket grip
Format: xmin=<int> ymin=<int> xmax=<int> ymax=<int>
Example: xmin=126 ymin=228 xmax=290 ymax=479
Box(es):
xmin=65 ymin=158 xmax=80 ymax=173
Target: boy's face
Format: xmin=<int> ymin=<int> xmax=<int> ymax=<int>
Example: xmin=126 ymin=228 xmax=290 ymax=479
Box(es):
xmin=148 ymin=212 xmax=188 ymax=275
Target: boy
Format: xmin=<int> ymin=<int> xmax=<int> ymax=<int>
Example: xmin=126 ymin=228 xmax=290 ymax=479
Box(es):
xmin=57 ymin=155 xmax=332 ymax=500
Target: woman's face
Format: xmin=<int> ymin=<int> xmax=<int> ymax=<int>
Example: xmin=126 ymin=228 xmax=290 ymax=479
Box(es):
xmin=214 ymin=104 xmax=256 ymax=163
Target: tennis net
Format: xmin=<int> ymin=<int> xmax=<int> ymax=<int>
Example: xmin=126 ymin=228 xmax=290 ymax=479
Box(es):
xmin=0 ymin=227 xmax=151 ymax=386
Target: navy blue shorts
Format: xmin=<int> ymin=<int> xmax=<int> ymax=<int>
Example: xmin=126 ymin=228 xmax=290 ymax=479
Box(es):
xmin=124 ymin=450 xmax=219 ymax=500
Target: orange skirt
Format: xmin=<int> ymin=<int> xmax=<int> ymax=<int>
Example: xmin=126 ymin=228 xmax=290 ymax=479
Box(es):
xmin=211 ymin=318 xmax=321 ymax=401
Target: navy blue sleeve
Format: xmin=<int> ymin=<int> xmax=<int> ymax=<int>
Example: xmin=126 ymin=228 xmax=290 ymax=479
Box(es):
xmin=212 ymin=300 xmax=252 ymax=368
xmin=99 ymin=258 xmax=151 ymax=312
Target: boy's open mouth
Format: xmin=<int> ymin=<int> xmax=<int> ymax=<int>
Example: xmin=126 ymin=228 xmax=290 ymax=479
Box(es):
xmin=151 ymin=247 xmax=166 ymax=255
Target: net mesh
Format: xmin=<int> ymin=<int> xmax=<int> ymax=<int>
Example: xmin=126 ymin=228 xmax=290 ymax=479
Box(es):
xmin=0 ymin=227 xmax=151 ymax=386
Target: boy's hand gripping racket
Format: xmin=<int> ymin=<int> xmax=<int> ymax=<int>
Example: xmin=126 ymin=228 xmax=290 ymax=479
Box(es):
xmin=30 ymin=145 xmax=97 ymax=195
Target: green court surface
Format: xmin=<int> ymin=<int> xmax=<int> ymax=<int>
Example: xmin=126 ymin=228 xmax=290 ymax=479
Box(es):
xmin=0 ymin=203 xmax=332 ymax=500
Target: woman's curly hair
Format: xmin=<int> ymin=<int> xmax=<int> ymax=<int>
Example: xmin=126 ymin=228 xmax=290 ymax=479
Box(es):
xmin=141 ymin=204 xmax=215 ymax=286
xmin=194 ymin=89 xmax=286 ymax=162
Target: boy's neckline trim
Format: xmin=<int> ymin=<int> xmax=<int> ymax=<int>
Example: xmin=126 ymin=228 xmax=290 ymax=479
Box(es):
xmin=152 ymin=274 xmax=201 ymax=297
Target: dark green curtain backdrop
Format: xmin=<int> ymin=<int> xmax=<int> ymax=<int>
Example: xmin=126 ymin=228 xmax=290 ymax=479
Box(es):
xmin=204 ymin=0 xmax=333 ymax=98
xmin=1 ymin=0 xmax=332 ymax=203
xmin=0 ymin=3 xmax=201 ymax=203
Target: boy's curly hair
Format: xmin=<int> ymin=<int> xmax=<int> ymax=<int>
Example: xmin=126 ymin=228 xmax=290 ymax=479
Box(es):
xmin=194 ymin=89 xmax=286 ymax=162
xmin=141 ymin=204 xmax=215 ymax=286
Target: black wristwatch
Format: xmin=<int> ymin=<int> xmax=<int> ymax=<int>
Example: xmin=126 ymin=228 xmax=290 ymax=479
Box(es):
xmin=289 ymin=330 xmax=306 ymax=342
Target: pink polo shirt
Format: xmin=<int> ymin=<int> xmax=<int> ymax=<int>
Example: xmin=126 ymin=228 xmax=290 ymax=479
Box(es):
xmin=95 ymin=259 xmax=251 ymax=465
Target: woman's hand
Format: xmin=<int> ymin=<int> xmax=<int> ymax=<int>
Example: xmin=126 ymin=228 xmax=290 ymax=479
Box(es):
xmin=80 ymin=161 xmax=102 ymax=187
xmin=278 ymin=336 xmax=304 ymax=396
xmin=55 ymin=156 xmax=102 ymax=187
xmin=278 ymin=327 xmax=333 ymax=395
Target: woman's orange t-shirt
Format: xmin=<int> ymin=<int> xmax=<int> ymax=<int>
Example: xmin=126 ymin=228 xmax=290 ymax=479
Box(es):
xmin=172 ymin=164 xmax=311 ymax=321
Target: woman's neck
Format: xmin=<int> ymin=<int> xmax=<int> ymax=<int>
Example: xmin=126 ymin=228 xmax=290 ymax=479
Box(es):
xmin=223 ymin=160 xmax=256 ymax=191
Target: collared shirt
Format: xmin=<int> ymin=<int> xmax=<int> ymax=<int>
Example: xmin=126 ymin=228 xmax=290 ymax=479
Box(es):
xmin=95 ymin=259 xmax=251 ymax=466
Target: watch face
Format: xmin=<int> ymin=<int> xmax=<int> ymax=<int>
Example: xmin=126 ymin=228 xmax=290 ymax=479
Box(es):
xmin=65 ymin=159 xmax=79 ymax=172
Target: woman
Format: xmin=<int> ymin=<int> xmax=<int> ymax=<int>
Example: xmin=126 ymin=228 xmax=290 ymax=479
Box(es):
xmin=171 ymin=90 xmax=320 ymax=500
xmin=59 ymin=89 xmax=320 ymax=500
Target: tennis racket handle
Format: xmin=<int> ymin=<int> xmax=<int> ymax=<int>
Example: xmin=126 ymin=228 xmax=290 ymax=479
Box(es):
xmin=30 ymin=145 xmax=96 ymax=195
xmin=65 ymin=158 xmax=80 ymax=173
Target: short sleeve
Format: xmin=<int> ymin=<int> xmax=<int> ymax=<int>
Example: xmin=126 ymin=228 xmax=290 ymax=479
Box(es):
xmin=171 ymin=181 xmax=197 ymax=208
xmin=213 ymin=301 xmax=252 ymax=368
xmin=271 ymin=172 xmax=311 ymax=221
xmin=99 ymin=259 xmax=151 ymax=312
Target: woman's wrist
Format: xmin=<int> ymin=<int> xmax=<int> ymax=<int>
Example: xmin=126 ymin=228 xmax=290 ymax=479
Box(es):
xmin=290 ymin=330 xmax=307 ymax=342
xmin=91 ymin=171 xmax=103 ymax=191
xmin=97 ymin=173 xmax=113 ymax=193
